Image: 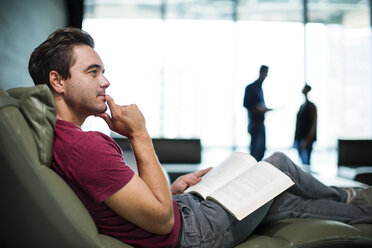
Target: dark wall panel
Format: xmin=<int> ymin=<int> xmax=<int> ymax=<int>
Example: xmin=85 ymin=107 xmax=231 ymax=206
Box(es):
xmin=0 ymin=0 xmax=68 ymax=90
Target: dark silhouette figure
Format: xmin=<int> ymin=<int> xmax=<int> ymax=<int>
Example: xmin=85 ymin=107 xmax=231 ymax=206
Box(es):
xmin=294 ymin=84 xmax=317 ymax=165
xmin=243 ymin=65 xmax=272 ymax=161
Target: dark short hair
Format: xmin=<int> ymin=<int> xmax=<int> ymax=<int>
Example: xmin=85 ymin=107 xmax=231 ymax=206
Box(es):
xmin=260 ymin=65 xmax=269 ymax=73
xmin=28 ymin=27 xmax=95 ymax=86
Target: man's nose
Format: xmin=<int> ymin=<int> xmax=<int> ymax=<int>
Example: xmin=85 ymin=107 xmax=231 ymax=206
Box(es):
xmin=100 ymin=76 xmax=110 ymax=88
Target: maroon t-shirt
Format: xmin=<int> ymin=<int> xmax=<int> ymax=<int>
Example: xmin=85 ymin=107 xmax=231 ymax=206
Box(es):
xmin=52 ymin=119 xmax=180 ymax=248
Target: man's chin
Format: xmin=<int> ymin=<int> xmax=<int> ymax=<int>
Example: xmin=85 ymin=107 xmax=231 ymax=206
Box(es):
xmin=98 ymin=107 xmax=108 ymax=114
xmin=92 ymin=105 xmax=108 ymax=116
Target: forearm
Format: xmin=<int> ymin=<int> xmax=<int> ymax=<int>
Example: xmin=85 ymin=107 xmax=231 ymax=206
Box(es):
xmin=129 ymin=132 xmax=173 ymax=213
xmin=251 ymin=104 xmax=270 ymax=115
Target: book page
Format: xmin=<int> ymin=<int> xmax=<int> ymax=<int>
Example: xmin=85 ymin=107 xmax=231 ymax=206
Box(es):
xmin=207 ymin=161 xmax=294 ymax=220
xmin=185 ymin=152 xmax=257 ymax=199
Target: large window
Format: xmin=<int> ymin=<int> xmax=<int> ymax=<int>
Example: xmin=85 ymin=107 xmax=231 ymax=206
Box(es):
xmin=82 ymin=0 xmax=372 ymax=163
xmin=306 ymin=24 xmax=372 ymax=149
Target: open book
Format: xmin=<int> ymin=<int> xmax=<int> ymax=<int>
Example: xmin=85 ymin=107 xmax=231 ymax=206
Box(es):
xmin=185 ymin=152 xmax=294 ymax=220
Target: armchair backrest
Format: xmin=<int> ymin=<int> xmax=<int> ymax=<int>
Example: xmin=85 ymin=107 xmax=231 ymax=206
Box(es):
xmin=0 ymin=85 xmax=130 ymax=248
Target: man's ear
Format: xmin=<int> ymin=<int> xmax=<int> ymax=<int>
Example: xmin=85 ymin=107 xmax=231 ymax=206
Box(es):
xmin=49 ymin=70 xmax=65 ymax=94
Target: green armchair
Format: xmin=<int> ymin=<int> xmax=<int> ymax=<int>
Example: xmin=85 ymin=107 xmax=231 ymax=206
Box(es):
xmin=0 ymin=85 xmax=371 ymax=248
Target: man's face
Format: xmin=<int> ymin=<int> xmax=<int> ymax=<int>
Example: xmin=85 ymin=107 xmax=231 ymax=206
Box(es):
xmin=63 ymin=45 xmax=110 ymax=118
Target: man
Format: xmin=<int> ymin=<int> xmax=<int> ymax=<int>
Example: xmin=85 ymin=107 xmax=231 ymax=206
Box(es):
xmin=243 ymin=65 xmax=272 ymax=161
xmin=294 ymin=84 xmax=317 ymax=165
xmin=28 ymin=27 xmax=372 ymax=248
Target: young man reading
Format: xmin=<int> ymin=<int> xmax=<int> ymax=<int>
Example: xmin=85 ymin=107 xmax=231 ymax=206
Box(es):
xmin=28 ymin=27 xmax=372 ymax=248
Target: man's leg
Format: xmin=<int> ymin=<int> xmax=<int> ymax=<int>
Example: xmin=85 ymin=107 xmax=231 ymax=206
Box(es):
xmin=256 ymin=123 xmax=266 ymax=161
xmin=263 ymin=192 xmax=372 ymax=225
xmin=294 ymin=140 xmax=304 ymax=164
xmin=304 ymin=140 xmax=314 ymax=165
xmin=264 ymin=152 xmax=348 ymax=202
xmin=249 ymin=122 xmax=265 ymax=161
xmin=248 ymin=124 xmax=257 ymax=160
xmin=299 ymin=149 xmax=309 ymax=165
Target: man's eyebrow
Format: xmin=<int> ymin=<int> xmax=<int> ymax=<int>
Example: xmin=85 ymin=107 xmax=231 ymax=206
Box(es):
xmin=84 ymin=64 xmax=102 ymax=72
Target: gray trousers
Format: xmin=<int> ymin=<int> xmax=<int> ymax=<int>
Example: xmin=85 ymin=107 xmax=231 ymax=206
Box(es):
xmin=174 ymin=152 xmax=372 ymax=248
xmin=263 ymin=152 xmax=372 ymax=225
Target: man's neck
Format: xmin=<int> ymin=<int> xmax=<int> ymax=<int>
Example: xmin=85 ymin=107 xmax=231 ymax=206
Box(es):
xmin=56 ymin=113 xmax=86 ymax=127
xmin=54 ymin=98 xmax=86 ymax=127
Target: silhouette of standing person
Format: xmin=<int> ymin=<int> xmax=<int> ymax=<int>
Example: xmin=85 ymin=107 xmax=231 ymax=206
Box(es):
xmin=243 ymin=65 xmax=272 ymax=161
xmin=294 ymin=84 xmax=317 ymax=165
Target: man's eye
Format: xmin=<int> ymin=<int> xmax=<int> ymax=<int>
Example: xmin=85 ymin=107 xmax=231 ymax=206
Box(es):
xmin=89 ymin=70 xmax=98 ymax=76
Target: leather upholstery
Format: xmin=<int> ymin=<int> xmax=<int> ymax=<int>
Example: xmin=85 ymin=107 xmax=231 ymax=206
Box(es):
xmin=7 ymin=85 xmax=56 ymax=167
xmin=238 ymin=218 xmax=372 ymax=247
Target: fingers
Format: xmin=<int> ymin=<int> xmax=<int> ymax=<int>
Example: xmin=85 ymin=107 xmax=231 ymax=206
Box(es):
xmin=105 ymin=94 xmax=117 ymax=116
xmin=181 ymin=174 xmax=201 ymax=187
xmin=99 ymin=95 xmax=146 ymax=137
xmin=195 ymin=167 xmax=213 ymax=177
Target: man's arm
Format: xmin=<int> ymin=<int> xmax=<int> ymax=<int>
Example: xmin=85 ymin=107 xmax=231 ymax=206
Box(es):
xmin=97 ymin=95 xmax=174 ymax=235
xmin=252 ymin=104 xmax=273 ymax=115
xmin=243 ymin=86 xmax=272 ymax=115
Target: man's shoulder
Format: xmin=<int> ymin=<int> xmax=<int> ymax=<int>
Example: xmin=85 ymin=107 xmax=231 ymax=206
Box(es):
xmin=246 ymin=80 xmax=259 ymax=89
xmin=55 ymin=120 xmax=116 ymax=150
xmin=306 ymin=100 xmax=317 ymax=110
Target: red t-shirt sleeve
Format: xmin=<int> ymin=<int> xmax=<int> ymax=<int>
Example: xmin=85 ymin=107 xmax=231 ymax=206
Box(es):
xmin=68 ymin=132 xmax=134 ymax=203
